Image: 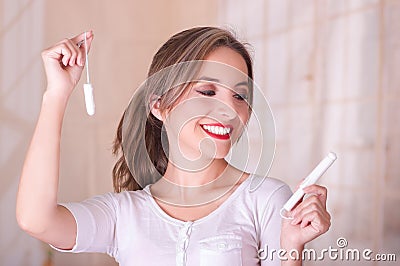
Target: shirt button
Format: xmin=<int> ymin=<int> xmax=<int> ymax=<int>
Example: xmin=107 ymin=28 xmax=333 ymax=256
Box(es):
xmin=218 ymin=243 xmax=227 ymax=250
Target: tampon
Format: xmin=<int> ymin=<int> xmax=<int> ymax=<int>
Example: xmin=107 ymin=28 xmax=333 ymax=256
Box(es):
xmin=83 ymin=31 xmax=95 ymax=116
xmin=282 ymin=152 xmax=337 ymax=212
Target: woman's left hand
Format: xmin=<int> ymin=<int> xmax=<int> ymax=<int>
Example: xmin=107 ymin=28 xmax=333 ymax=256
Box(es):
xmin=281 ymin=184 xmax=331 ymax=250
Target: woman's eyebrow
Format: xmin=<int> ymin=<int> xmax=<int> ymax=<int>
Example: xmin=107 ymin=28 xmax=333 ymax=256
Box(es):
xmin=197 ymin=76 xmax=249 ymax=89
xmin=235 ymin=81 xmax=249 ymax=88
xmin=197 ymin=76 xmax=220 ymax=83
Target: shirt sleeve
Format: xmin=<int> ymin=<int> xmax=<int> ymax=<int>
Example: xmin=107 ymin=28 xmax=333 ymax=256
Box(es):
xmin=50 ymin=192 xmax=119 ymax=258
xmin=258 ymin=183 xmax=292 ymax=266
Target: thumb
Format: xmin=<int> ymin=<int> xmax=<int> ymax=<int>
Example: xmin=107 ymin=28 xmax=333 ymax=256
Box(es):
xmin=73 ymin=31 xmax=94 ymax=54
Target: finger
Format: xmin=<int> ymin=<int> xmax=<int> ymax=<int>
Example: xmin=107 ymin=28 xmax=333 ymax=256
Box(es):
xmin=303 ymin=185 xmax=328 ymax=207
xmin=291 ymin=204 xmax=331 ymax=231
xmin=70 ymin=30 xmax=93 ymax=44
xmin=73 ymin=31 xmax=94 ymax=66
xmin=62 ymin=39 xmax=81 ymax=67
xmin=76 ymin=44 xmax=85 ymax=67
xmin=291 ymin=200 xmax=323 ymax=225
xmin=291 ymin=194 xmax=324 ymax=217
xmin=72 ymin=30 xmax=94 ymax=53
xmin=55 ymin=41 xmax=72 ymax=67
xmin=300 ymin=210 xmax=331 ymax=233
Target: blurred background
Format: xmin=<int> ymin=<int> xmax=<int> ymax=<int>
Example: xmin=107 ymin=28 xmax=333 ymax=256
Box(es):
xmin=1 ymin=0 xmax=399 ymax=265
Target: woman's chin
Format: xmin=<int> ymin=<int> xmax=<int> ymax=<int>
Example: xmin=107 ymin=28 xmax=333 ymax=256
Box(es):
xmin=203 ymin=148 xmax=231 ymax=160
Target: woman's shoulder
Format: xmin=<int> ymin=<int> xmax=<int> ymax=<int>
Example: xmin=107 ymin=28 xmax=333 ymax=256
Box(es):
xmin=81 ymin=187 xmax=150 ymax=211
xmin=244 ymin=174 xmax=292 ymax=207
xmin=112 ymin=187 xmax=150 ymax=204
xmin=248 ymin=174 xmax=290 ymax=192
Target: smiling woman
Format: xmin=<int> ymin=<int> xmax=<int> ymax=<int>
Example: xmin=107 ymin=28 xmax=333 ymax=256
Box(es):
xmin=16 ymin=26 xmax=331 ymax=266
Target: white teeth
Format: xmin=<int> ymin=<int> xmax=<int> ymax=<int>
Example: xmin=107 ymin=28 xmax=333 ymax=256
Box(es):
xmin=202 ymin=125 xmax=231 ymax=135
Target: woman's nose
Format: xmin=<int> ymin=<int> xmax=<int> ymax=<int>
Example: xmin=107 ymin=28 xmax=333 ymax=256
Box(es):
xmin=214 ymin=96 xmax=237 ymax=120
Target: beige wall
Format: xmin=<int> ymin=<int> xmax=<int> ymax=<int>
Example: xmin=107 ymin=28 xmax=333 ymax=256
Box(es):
xmin=1 ymin=0 xmax=47 ymax=265
xmin=1 ymin=0 xmax=399 ymax=265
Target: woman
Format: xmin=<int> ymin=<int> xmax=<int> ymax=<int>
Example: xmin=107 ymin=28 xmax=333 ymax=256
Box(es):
xmin=17 ymin=27 xmax=331 ymax=265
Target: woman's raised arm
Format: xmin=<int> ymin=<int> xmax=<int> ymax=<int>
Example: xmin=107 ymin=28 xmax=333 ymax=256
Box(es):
xmin=16 ymin=31 xmax=94 ymax=250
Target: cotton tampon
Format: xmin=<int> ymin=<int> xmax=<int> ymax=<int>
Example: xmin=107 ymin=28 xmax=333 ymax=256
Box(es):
xmin=282 ymin=152 xmax=337 ymax=212
xmin=83 ymin=31 xmax=95 ymax=116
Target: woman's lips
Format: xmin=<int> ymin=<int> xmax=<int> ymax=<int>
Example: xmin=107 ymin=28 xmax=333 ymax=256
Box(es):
xmin=200 ymin=123 xmax=233 ymax=140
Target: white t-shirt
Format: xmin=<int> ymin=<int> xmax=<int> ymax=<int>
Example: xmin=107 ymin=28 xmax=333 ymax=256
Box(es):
xmin=52 ymin=175 xmax=292 ymax=266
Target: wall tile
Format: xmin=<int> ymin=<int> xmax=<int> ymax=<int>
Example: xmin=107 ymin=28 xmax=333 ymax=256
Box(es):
xmin=265 ymin=34 xmax=289 ymax=104
xmin=344 ymin=9 xmax=379 ymax=100
xmin=384 ymin=1 xmax=400 ymax=47
xmin=321 ymin=103 xmax=345 ymax=151
xmin=268 ymin=141 xmax=295 ymax=186
xmin=289 ymin=0 xmax=315 ymax=26
xmin=94 ymin=118 xmax=119 ymax=194
xmin=319 ymin=16 xmax=347 ymax=101
xmin=382 ymin=45 xmax=400 ymax=98
xmin=339 ymin=148 xmax=376 ymax=187
xmin=384 ymin=100 xmax=400 ymax=189
xmin=342 ymin=101 xmax=377 ymax=148
xmin=175 ymin=0 xmax=218 ymax=28
xmin=221 ymin=0 xmax=245 ymax=35
xmin=285 ymin=105 xmax=317 ymax=180
xmin=322 ymin=0 xmax=349 ymax=17
xmin=383 ymin=1 xmax=400 ymax=97
xmin=266 ymin=0 xmax=289 ymax=33
xmin=349 ymin=0 xmax=378 ymax=10
xmin=382 ymin=196 xmax=400 ymax=257
xmin=320 ymin=103 xmax=347 ymax=187
xmin=384 ymin=100 xmax=400 ymax=137
xmin=385 ymin=135 xmax=400 ymax=189
xmin=270 ymin=105 xmax=290 ymax=144
xmin=123 ymin=1 xmax=173 ymax=43
xmin=288 ymin=26 xmax=315 ymax=104
xmin=268 ymin=105 xmax=293 ymax=184
xmin=243 ymin=0 xmax=265 ymax=38
xmin=250 ymin=37 xmax=266 ymax=90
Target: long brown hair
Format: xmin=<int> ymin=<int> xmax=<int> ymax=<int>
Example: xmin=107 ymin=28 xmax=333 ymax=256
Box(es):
xmin=112 ymin=26 xmax=254 ymax=192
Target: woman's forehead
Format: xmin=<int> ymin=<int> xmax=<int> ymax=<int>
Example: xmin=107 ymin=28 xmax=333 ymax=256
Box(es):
xmin=204 ymin=46 xmax=249 ymax=76
xmin=194 ymin=60 xmax=250 ymax=91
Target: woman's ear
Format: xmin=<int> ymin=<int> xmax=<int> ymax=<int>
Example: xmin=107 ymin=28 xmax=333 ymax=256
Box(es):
xmin=150 ymin=96 xmax=163 ymax=121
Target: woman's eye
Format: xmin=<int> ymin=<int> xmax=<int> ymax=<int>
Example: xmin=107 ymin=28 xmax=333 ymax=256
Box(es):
xmin=196 ymin=89 xmax=216 ymax=96
xmin=233 ymin=93 xmax=248 ymax=101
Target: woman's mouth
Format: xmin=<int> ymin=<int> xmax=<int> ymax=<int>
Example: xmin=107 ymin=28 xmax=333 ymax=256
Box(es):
xmin=200 ymin=123 xmax=232 ymax=140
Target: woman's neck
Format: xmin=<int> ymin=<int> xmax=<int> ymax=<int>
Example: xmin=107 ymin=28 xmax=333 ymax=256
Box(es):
xmin=163 ymin=158 xmax=228 ymax=186
xmin=150 ymin=159 xmax=247 ymax=206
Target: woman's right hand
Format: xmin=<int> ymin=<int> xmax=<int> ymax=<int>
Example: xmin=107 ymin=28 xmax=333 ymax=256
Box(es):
xmin=41 ymin=31 xmax=94 ymax=98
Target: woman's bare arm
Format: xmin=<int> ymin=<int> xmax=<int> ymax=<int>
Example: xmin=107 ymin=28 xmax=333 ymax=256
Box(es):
xmin=16 ymin=31 xmax=93 ymax=249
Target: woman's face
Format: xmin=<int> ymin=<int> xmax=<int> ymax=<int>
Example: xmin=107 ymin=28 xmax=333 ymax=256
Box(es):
xmin=158 ymin=47 xmax=251 ymax=171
